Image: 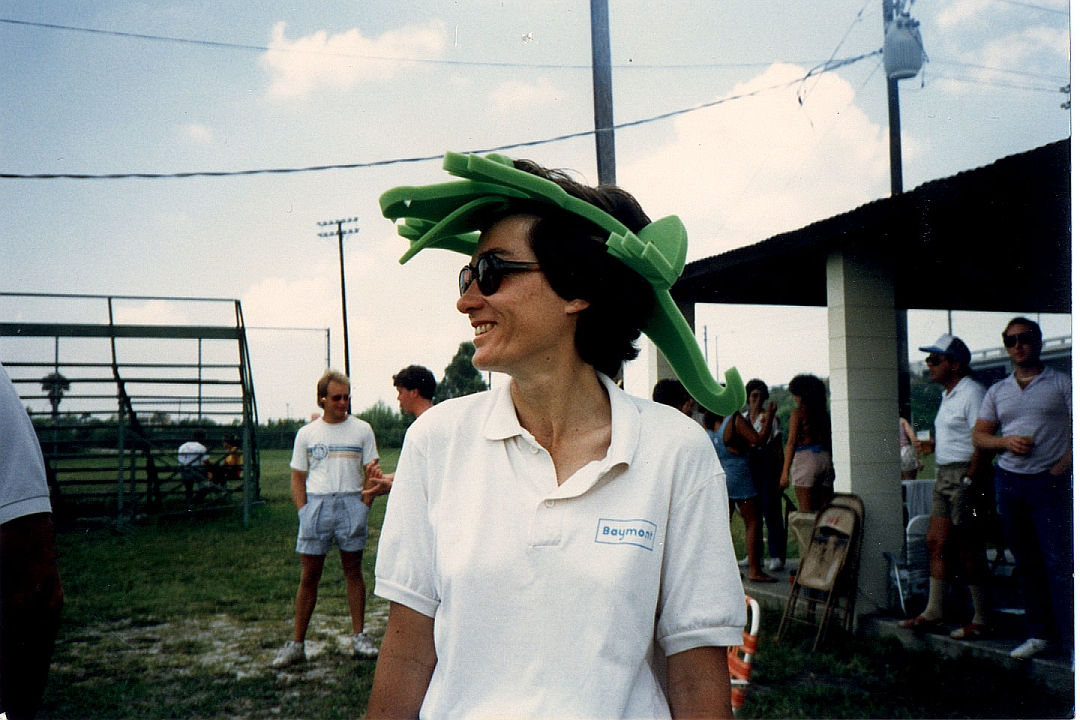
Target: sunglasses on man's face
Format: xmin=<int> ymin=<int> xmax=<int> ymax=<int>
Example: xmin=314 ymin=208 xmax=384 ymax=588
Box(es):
xmin=459 ymin=252 xmax=542 ymax=297
xmin=1002 ymin=330 xmax=1039 ymax=348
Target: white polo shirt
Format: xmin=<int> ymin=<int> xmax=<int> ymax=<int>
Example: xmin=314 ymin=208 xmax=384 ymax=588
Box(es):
xmin=933 ymin=375 xmax=986 ymax=465
xmin=375 ymin=373 xmax=746 ymax=720
xmin=290 ymin=416 xmax=379 ymax=494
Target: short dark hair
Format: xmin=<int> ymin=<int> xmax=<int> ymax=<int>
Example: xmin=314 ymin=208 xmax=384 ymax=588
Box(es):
xmin=392 ymin=365 xmax=436 ymax=400
xmin=499 ymin=160 xmax=654 ymax=378
xmin=745 ymin=378 xmax=769 ymax=400
xmin=1004 ymin=316 xmax=1041 ymax=339
xmin=652 ymin=378 xmax=691 ymax=409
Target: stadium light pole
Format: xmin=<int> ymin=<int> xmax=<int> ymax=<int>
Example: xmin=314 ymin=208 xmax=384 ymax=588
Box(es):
xmin=317 ymin=217 xmax=359 ymax=403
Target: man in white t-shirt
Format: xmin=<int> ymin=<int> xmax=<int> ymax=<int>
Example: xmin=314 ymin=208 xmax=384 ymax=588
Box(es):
xmin=272 ymin=370 xmax=386 ymax=667
xmin=900 ymin=335 xmax=990 ymax=639
xmin=177 ymin=429 xmax=210 ymax=503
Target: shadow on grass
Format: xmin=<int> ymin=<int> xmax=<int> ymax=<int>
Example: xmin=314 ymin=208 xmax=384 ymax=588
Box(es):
xmin=745 ymin=608 xmax=1073 ymax=719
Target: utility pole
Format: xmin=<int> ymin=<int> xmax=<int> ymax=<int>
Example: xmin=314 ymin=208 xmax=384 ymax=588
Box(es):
xmin=881 ymin=1 xmax=924 ymax=423
xmin=883 ymin=0 xmax=904 ymax=196
xmin=590 ymin=0 xmax=616 ymax=185
xmin=317 ymin=217 xmax=359 ymax=400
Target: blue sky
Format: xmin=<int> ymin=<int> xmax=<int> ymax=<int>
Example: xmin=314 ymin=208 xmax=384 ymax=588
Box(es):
xmin=0 ymin=0 xmax=1071 ymax=420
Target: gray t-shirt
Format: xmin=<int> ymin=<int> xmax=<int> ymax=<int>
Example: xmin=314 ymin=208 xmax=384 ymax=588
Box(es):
xmin=979 ymin=366 xmax=1072 ymax=474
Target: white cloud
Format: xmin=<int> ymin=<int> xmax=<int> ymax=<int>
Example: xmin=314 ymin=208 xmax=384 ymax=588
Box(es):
xmin=242 ymin=275 xmax=337 ymax=329
xmin=261 ymin=20 xmax=447 ymax=98
xmin=979 ymin=26 xmax=1071 ymax=69
xmin=182 ymin=123 xmax=214 ymax=143
xmin=622 ymin=63 xmax=889 ymax=259
xmin=935 ymin=0 xmax=992 ymax=30
xmin=491 ymin=77 xmax=564 ymax=113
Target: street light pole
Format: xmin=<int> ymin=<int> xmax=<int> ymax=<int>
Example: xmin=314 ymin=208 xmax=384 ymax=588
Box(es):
xmin=317 ymin=217 xmax=359 ymax=390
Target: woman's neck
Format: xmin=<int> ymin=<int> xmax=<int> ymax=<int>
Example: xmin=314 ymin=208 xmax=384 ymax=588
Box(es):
xmin=509 ymin=362 xmax=612 ymax=484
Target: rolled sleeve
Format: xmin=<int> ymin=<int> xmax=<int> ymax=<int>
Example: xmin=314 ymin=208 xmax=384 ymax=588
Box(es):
xmin=373 ymin=431 xmax=440 ymax=617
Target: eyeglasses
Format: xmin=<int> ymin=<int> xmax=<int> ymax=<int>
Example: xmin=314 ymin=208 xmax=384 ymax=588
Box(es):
xmin=1002 ymin=331 xmax=1039 ymax=348
xmin=925 ymin=356 xmax=946 ymax=366
xmin=328 ymin=393 xmax=350 ymax=402
xmin=459 ymin=252 xmax=542 ymax=296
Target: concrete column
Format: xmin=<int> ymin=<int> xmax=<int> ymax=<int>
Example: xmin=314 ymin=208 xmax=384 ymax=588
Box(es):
xmin=827 ymin=246 xmax=904 ymax=617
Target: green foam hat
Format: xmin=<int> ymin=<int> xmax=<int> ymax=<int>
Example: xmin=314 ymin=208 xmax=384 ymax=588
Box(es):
xmin=379 ymin=151 xmax=744 ymax=415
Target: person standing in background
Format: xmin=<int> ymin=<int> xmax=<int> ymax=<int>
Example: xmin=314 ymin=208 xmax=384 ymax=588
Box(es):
xmin=272 ymin=370 xmax=386 ymax=667
xmin=780 ymin=374 xmax=835 ymax=513
xmin=744 ymin=379 xmax=786 ymax=572
xmin=900 ymin=335 xmax=990 ymax=640
xmin=1 ymin=363 xmax=64 ymax=720
xmin=973 ymin=318 xmax=1072 ymax=661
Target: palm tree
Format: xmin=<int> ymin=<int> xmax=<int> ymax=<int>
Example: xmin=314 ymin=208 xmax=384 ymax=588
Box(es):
xmin=41 ymin=372 xmax=71 ymax=423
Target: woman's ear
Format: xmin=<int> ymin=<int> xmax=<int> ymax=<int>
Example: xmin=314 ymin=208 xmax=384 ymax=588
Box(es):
xmin=564 ymin=298 xmax=590 ymax=315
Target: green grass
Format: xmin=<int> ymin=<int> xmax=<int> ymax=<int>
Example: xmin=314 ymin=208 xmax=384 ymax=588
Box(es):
xmin=40 ymin=446 xmax=1070 ymax=719
xmin=43 ymin=448 xmax=396 ymax=719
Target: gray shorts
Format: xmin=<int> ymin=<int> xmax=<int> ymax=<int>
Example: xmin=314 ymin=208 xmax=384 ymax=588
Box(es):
xmin=295 ymin=493 xmax=369 ymax=555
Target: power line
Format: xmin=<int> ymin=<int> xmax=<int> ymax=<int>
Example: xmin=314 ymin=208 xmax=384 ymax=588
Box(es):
xmin=0 ymin=50 xmax=881 ymax=182
xmin=919 ymin=72 xmax=1063 ymax=94
xmin=931 ymin=58 xmax=1067 ymax=83
xmin=0 ymin=17 xmax=795 ymax=71
xmin=990 ymin=0 xmax=1069 ymax=15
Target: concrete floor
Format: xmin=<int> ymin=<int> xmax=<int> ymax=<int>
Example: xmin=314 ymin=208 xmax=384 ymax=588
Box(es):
xmin=743 ymin=558 xmax=1074 ymax=693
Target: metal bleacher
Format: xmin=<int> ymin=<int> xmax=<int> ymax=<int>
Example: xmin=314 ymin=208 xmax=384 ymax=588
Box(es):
xmin=1 ymin=292 xmax=261 ymax=527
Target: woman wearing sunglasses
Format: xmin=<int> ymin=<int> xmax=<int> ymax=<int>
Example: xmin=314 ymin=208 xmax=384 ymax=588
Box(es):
xmin=367 ymin=157 xmax=746 ymax=719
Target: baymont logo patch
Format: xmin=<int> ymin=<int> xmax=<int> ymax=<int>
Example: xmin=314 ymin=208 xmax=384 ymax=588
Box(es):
xmin=595 ymin=518 xmax=658 ymax=551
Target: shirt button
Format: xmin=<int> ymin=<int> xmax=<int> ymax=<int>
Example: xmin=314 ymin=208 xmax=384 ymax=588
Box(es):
xmin=544 ymin=499 xmax=555 ymax=508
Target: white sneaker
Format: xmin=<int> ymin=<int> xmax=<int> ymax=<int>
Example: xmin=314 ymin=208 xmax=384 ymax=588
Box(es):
xmin=768 ymin=558 xmax=784 ymax=572
xmin=272 ymin=640 xmax=306 ymax=668
xmin=737 ymin=556 xmax=750 ymax=567
xmin=353 ymin=631 xmax=379 ymax=658
xmin=1009 ymin=638 xmax=1049 ymax=659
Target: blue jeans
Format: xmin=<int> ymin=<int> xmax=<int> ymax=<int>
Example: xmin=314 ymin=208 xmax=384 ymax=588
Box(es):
xmin=994 ymin=467 xmax=1073 ymax=648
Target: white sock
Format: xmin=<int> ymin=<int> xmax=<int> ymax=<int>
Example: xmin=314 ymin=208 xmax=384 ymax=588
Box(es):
xmin=922 ymin=577 xmax=945 ymax=621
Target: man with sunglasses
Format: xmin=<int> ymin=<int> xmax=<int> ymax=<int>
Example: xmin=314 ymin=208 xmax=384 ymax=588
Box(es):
xmin=973 ymin=318 xmax=1072 ymax=661
xmin=273 ymin=370 xmax=385 ymax=667
xmin=900 ymin=334 xmax=990 ymax=639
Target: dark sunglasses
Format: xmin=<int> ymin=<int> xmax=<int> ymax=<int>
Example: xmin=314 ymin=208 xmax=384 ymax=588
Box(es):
xmin=1002 ymin=330 xmax=1039 ymax=348
xmin=459 ymin=252 xmax=541 ymax=296
xmin=925 ymin=355 xmax=946 ymax=366
xmin=327 ymin=393 xmax=350 ymax=402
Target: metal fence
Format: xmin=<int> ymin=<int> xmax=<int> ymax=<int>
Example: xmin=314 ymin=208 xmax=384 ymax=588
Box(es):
xmin=1 ymin=292 xmax=261 ymax=527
